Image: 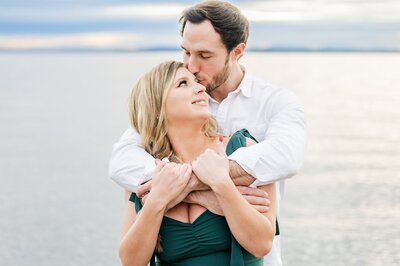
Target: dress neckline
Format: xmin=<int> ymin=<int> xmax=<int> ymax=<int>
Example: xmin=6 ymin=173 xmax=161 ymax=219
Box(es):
xmin=162 ymin=210 xmax=218 ymax=226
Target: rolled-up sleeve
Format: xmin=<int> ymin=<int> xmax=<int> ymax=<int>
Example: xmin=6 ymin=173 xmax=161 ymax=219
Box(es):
xmin=108 ymin=127 xmax=155 ymax=192
xmin=228 ymin=89 xmax=307 ymax=186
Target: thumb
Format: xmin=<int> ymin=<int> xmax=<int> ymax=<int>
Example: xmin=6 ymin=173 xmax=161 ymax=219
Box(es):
xmin=155 ymin=158 xmax=166 ymax=167
xmin=154 ymin=159 xmax=165 ymax=173
xmin=215 ymin=135 xmax=226 ymax=156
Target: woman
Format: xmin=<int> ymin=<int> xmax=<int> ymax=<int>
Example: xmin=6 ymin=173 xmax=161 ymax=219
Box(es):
xmin=119 ymin=61 xmax=277 ymax=266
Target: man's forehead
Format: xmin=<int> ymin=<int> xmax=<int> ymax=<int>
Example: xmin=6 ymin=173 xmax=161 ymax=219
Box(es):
xmin=181 ymin=21 xmax=224 ymax=51
xmin=181 ymin=36 xmax=225 ymax=54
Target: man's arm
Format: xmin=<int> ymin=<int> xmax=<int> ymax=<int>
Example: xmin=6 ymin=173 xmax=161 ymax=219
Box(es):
xmin=228 ymin=88 xmax=307 ymax=186
xmin=109 ymin=127 xmax=155 ymax=192
xmin=185 ymin=186 xmax=270 ymax=215
xmin=227 ymin=160 xmax=256 ymax=186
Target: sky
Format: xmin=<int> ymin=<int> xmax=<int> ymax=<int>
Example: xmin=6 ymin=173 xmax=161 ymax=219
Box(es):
xmin=0 ymin=0 xmax=400 ymax=52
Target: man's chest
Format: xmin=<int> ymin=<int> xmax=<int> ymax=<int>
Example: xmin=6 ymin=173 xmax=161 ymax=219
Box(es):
xmin=210 ymin=99 xmax=270 ymax=141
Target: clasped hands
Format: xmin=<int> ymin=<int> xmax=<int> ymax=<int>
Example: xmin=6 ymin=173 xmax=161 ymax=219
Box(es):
xmin=138 ymin=145 xmax=270 ymax=215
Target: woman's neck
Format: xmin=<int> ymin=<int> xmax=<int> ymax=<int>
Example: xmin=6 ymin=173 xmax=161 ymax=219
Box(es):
xmin=167 ymin=126 xmax=214 ymax=162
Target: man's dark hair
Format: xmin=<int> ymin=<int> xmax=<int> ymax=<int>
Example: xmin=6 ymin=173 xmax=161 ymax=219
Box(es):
xmin=179 ymin=1 xmax=249 ymax=52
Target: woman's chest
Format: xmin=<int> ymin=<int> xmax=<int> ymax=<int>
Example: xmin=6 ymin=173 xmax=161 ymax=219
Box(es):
xmin=164 ymin=203 xmax=208 ymax=224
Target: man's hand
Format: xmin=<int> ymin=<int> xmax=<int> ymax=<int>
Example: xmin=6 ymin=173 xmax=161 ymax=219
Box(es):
xmin=184 ymin=186 xmax=271 ymax=216
xmin=237 ymin=186 xmax=271 ymax=214
xmin=137 ymin=180 xmax=152 ymax=199
xmin=186 ymin=171 xmax=209 ymax=191
xmin=185 ymin=190 xmax=223 ymax=215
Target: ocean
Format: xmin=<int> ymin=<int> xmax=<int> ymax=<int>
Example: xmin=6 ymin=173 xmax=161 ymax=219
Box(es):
xmin=0 ymin=52 xmax=399 ymax=265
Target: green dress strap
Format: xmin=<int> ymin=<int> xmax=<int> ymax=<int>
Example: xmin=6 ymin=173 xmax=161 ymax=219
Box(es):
xmin=226 ymin=129 xmax=254 ymax=266
xmin=129 ymin=193 xmax=158 ymax=266
xmin=226 ymin=129 xmax=280 ymax=237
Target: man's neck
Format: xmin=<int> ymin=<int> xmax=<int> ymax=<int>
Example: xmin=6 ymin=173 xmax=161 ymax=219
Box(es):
xmin=210 ymin=63 xmax=244 ymax=103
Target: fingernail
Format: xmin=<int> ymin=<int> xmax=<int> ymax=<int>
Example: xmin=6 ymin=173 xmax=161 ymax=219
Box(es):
xmin=219 ymin=135 xmax=223 ymax=142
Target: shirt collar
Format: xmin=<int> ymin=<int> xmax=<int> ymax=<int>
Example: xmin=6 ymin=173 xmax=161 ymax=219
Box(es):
xmin=209 ymin=65 xmax=252 ymax=104
xmin=236 ymin=66 xmax=252 ymax=98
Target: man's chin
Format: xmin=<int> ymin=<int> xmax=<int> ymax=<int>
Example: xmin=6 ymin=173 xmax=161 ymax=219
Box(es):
xmin=206 ymin=85 xmax=217 ymax=94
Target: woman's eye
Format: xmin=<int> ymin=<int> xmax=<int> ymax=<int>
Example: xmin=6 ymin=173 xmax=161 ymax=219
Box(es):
xmin=178 ymin=80 xmax=187 ymax=87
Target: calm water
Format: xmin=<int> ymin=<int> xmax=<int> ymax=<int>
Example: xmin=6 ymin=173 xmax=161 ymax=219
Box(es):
xmin=0 ymin=52 xmax=399 ymax=266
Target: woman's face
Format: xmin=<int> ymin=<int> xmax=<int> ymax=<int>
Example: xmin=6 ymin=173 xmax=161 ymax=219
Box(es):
xmin=165 ymin=67 xmax=210 ymax=125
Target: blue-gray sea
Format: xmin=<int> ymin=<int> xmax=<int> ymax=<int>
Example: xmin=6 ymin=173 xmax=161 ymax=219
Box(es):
xmin=0 ymin=52 xmax=399 ymax=266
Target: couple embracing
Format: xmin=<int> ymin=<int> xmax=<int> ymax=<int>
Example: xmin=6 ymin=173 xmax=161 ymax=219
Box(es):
xmin=110 ymin=1 xmax=307 ymax=266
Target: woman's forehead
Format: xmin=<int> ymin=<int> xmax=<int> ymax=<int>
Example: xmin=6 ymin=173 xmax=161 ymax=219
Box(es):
xmin=174 ymin=67 xmax=194 ymax=80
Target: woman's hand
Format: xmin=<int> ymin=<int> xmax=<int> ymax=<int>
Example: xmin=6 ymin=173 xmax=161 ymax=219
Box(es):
xmin=148 ymin=162 xmax=192 ymax=208
xmin=191 ymin=138 xmax=230 ymax=189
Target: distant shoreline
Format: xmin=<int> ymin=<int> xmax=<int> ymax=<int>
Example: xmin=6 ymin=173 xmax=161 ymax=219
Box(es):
xmin=1 ymin=48 xmax=399 ymax=54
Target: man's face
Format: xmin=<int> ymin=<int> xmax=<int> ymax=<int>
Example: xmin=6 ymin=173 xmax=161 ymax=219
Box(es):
xmin=181 ymin=20 xmax=232 ymax=93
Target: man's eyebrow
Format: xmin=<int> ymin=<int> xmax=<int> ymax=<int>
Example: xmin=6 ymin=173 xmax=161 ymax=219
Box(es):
xmin=198 ymin=50 xmax=214 ymax=54
xmin=181 ymin=47 xmax=214 ymax=55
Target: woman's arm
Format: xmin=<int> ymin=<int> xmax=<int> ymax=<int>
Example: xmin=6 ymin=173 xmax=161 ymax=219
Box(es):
xmin=192 ymin=139 xmax=276 ymax=257
xmin=213 ymin=181 xmax=276 ymax=258
xmin=119 ymin=163 xmax=192 ymax=266
xmin=119 ymin=190 xmax=166 ymax=266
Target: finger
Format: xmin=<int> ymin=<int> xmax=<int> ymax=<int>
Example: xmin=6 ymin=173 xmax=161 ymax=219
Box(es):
xmin=155 ymin=159 xmax=166 ymax=167
xmin=237 ymin=186 xmax=268 ymax=198
xmin=243 ymin=195 xmax=271 ymax=206
xmin=214 ymin=135 xmax=226 ymax=156
xmin=154 ymin=160 xmax=165 ymax=173
xmin=141 ymin=194 xmax=149 ymax=205
xmin=178 ymin=163 xmax=188 ymax=176
xmin=252 ymin=205 xmax=270 ymax=214
xmin=182 ymin=164 xmax=192 ymax=181
xmin=137 ymin=181 xmax=152 ymax=198
xmin=191 ymin=159 xmax=198 ymax=171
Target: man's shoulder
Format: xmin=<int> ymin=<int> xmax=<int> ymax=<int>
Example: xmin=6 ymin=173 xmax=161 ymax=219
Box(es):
xmin=248 ymin=74 xmax=294 ymax=99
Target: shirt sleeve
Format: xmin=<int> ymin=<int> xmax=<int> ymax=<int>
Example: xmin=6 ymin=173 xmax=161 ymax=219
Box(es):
xmin=108 ymin=127 xmax=156 ymax=193
xmin=228 ymin=88 xmax=307 ymax=186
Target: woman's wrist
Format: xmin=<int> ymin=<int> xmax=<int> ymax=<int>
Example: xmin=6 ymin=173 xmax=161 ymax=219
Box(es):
xmin=145 ymin=192 xmax=168 ymax=213
xmin=210 ymin=174 xmax=234 ymax=194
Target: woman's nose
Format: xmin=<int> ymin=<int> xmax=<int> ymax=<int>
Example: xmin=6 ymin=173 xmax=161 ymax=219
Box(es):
xmin=194 ymin=83 xmax=206 ymax=94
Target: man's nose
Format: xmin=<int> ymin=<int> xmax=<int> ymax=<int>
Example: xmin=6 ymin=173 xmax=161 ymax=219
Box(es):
xmin=187 ymin=55 xmax=199 ymax=74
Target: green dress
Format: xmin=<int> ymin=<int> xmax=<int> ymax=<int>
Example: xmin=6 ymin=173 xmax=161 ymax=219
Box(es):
xmin=130 ymin=129 xmax=278 ymax=266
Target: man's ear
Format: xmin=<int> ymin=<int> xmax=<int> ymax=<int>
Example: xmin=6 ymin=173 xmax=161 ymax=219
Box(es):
xmin=232 ymin=43 xmax=246 ymax=60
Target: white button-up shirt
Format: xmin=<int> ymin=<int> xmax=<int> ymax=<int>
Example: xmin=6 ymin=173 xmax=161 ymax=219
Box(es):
xmin=109 ymin=69 xmax=307 ymax=266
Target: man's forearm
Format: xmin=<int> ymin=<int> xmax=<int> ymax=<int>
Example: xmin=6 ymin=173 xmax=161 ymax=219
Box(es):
xmin=109 ymin=127 xmax=156 ymax=192
xmin=184 ymin=190 xmax=224 ymax=215
xmin=229 ymin=160 xmax=256 ymax=186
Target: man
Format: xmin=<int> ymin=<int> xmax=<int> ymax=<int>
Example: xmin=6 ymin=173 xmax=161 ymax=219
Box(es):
xmin=110 ymin=1 xmax=307 ymax=265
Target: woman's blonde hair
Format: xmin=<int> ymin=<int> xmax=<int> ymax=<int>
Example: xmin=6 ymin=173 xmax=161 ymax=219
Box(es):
xmin=129 ymin=60 xmax=219 ymax=162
